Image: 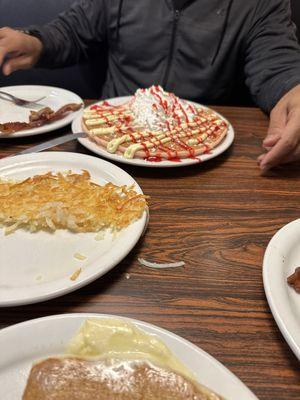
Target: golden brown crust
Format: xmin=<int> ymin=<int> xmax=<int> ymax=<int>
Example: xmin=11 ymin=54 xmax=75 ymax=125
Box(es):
xmin=0 ymin=171 xmax=147 ymax=234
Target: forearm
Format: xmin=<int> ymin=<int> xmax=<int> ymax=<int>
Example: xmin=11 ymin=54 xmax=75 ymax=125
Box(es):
xmin=28 ymin=0 xmax=106 ymax=69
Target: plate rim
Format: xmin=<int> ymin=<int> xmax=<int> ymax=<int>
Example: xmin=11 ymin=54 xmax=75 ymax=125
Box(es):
xmin=0 ymin=84 xmax=83 ymax=138
xmin=263 ymin=218 xmax=300 ymax=360
xmin=72 ymin=96 xmax=234 ymax=168
xmin=0 ymin=151 xmax=148 ymax=307
xmin=0 ymin=312 xmax=259 ymax=400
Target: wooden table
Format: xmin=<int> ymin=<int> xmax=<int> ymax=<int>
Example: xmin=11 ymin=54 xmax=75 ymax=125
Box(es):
xmin=0 ymin=106 xmax=299 ymax=399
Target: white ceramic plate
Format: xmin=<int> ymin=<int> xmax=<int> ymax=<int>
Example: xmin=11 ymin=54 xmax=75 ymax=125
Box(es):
xmin=72 ymin=96 xmax=234 ymax=168
xmin=263 ymin=219 xmax=300 ymax=360
xmin=0 ymin=85 xmax=83 ymax=138
xmin=0 ymin=313 xmax=258 ymax=400
xmin=0 ymin=152 xmax=148 ymax=307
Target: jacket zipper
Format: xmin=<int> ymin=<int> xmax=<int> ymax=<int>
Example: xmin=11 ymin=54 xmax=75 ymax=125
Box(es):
xmin=162 ymin=9 xmax=180 ymax=89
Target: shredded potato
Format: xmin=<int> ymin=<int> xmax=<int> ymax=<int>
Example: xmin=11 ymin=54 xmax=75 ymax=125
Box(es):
xmin=74 ymin=253 xmax=87 ymax=261
xmin=0 ymin=170 xmax=148 ymax=234
xmin=70 ymin=268 xmax=82 ymax=281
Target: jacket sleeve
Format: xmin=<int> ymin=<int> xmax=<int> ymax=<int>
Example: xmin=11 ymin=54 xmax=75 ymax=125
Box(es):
xmin=28 ymin=0 xmax=106 ymax=68
xmin=244 ymin=0 xmax=300 ymax=112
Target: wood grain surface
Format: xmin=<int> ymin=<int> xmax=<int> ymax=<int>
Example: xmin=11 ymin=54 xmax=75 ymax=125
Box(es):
xmin=0 ymin=104 xmax=299 ymax=399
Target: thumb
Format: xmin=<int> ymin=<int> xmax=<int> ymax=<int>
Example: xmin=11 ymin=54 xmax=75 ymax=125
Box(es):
xmin=263 ymin=104 xmax=287 ymax=147
xmin=3 ymin=54 xmax=32 ymax=75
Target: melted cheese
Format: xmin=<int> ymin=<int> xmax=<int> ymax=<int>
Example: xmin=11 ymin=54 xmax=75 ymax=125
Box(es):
xmin=66 ymin=318 xmax=195 ymax=381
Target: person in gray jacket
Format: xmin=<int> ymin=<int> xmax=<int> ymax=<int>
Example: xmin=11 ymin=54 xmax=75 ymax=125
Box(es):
xmin=0 ymin=0 xmax=300 ymax=171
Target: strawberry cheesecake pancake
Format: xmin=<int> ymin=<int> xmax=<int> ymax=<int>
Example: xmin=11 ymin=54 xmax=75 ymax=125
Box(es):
xmin=82 ymin=86 xmax=229 ymax=162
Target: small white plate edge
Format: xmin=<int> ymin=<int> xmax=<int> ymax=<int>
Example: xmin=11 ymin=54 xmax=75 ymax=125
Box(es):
xmin=262 ymin=218 xmax=300 ymax=360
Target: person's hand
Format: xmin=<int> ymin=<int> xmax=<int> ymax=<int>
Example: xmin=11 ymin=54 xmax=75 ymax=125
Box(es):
xmin=0 ymin=27 xmax=43 ymax=75
xmin=258 ymin=84 xmax=300 ymax=172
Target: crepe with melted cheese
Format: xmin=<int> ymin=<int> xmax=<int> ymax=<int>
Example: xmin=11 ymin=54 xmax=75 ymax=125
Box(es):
xmin=23 ymin=357 xmax=224 ymax=400
xmin=22 ymin=319 xmax=225 ymax=400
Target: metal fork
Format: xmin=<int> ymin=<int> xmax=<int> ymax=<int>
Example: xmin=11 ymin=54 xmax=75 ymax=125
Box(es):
xmin=0 ymin=90 xmax=46 ymax=106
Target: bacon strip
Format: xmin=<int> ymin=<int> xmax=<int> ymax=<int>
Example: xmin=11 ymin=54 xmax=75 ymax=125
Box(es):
xmin=0 ymin=103 xmax=83 ymax=135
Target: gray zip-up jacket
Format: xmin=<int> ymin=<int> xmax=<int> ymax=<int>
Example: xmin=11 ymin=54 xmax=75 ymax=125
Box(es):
xmin=30 ymin=0 xmax=300 ymax=112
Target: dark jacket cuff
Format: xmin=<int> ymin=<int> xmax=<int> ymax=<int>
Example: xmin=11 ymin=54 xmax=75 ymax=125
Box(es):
xmin=257 ymin=74 xmax=300 ymax=113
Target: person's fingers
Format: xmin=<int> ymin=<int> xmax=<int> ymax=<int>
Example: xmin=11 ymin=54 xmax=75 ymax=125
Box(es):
xmin=2 ymin=54 xmax=32 ymax=75
xmin=0 ymin=46 xmax=7 ymax=68
xmin=263 ymin=133 xmax=281 ymax=148
xmin=258 ymin=143 xmax=300 ymax=171
xmin=257 ymin=154 xmax=265 ymax=165
xmin=275 ymin=144 xmax=300 ymax=165
xmin=0 ymin=28 xmax=23 ymax=53
xmin=0 ymin=35 xmax=22 ymax=70
xmin=0 ymin=37 xmax=20 ymax=65
xmin=0 ymin=48 xmax=23 ymax=70
xmin=260 ymin=138 xmax=295 ymax=171
xmin=259 ymin=104 xmax=288 ymax=167
xmin=259 ymin=111 xmax=300 ymax=170
xmin=0 ymin=28 xmax=28 ymax=72
xmin=0 ymin=27 xmax=11 ymax=39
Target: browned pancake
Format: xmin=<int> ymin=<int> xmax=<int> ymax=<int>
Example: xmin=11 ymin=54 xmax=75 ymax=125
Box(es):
xmin=22 ymin=357 xmax=224 ymax=400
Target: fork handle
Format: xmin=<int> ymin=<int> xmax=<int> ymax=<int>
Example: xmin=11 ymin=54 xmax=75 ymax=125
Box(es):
xmin=0 ymin=91 xmax=15 ymax=101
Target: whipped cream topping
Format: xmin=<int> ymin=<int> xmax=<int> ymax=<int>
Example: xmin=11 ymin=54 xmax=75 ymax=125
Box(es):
xmin=129 ymin=86 xmax=198 ymax=132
